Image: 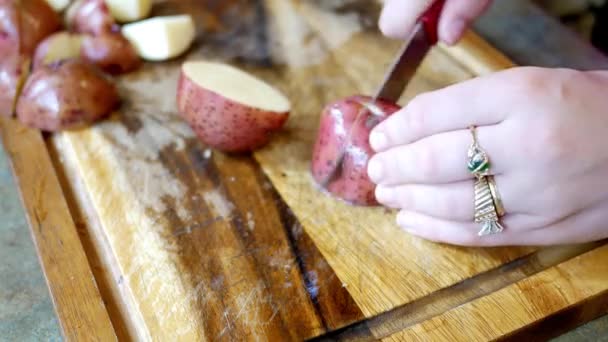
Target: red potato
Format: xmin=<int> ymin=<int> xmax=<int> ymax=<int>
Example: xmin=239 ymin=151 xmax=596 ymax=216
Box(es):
xmin=177 ymin=61 xmax=290 ymax=153
xmin=0 ymin=0 xmax=61 ymax=55
xmin=32 ymin=31 xmax=83 ymax=68
xmin=16 ymin=59 xmax=120 ymax=131
xmin=311 ymin=95 xmax=401 ymax=206
xmin=65 ymin=0 xmax=117 ymax=35
xmin=80 ymin=33 xmax=141 ymax=74
xmin=0 ymin=47 xmax=29 ymax=116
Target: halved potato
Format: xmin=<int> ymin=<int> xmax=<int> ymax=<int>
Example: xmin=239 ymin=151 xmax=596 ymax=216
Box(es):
xmin=105 ymin=0 xmax=151 ymax=23
xmin=122 ymin=15 xmax=195 ymax=61
xmin=33 ymin=31 xmax=83 ymax=68
xmin=65 ymin=0 xmax=116 ymax=35
xmin=16 ymin=59 xmax=120 ymax=131
xmin=45 ymin=0 xmax=71 ymax=12
xmin=81 ymin=33 xmax=141 ymax=74
xmin=177 ymin=61 xmax=290 ymax=152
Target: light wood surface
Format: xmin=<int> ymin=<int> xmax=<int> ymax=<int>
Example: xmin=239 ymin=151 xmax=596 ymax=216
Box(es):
xmin=3 ymin=0 xmax=608 ymax=340
xmin=0 ymin=118 xmax=116 ymax=341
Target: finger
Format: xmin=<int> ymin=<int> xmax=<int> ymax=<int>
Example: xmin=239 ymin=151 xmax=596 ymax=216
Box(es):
xmin=370 ymin=71 xmax=516 ymax=152
xmin=439 ymin=0 xmax=492 ymax=45
xmin=368 ymin=126 xmax=506 ymax=186
xmin=376 ymin=181 xmax=475 ymax=221
xmin=398 ymin=200 xmax=608 ymax=246
xmin=379 ymin=0 xmax=435 ymax=39
xmin=395 ymin=211 xmax=543 ymax=247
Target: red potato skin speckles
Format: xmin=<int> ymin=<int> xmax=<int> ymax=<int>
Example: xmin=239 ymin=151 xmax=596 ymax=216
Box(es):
xmin=311 ymin=95 xmax=401 ymax=206
xmin=176 ymin=71 xmax=289 ymax=153
xmin=16 ymin=59 xmax=120 ymax=131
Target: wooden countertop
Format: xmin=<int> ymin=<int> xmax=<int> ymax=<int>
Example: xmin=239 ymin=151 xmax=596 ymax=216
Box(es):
xmin=3 ymin=1 xmax=607 ymax=340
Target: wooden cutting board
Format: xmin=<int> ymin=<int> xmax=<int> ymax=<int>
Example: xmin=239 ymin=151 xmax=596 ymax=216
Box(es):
xmin=2 ymin=0 xmax=608 ymax=341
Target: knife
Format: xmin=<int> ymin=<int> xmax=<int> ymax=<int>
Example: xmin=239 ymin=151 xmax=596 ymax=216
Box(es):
xmin=373 ymin=0 xmax=446 ymax=103
xmin=318 ymin=1 xmax=445 ymax=187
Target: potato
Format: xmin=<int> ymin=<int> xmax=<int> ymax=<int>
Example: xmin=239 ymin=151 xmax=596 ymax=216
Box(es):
xmin=65 ymin=0 xmax=116 ymax=35
xmin=105 ymin=0 xmax=151 ymax=23
xmin=177 ymin=61 xmax=290 ymax=153
xmin=16 ymin=59 xmax=120 ymax=131
xmin=0 ymin=0 xmax=62 ymax=55
xmin=122 ymin=15 xmax=195 ymax=61
xmin=44 ymin=0 xmax=71 ymax=12
xmin=0 ymin=47 xmax=29 ymax=117
xmin=32 ymin=31 xmax=83 ymax=68
xmin=0 ymin=0 xmax=59 ymax=116
xmin=81 ymin=33 xmax=141 ymax=74
xmin=311 ymin=95 xmax=401 ymax=206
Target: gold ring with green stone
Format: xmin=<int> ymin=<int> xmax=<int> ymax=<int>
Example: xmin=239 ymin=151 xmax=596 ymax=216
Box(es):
xmin=467 ymin=125 xmax=491 ymax=179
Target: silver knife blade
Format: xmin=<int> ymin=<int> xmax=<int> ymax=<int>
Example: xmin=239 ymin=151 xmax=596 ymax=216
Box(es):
xmin=372 ymin=22 xmax=432 ymax=103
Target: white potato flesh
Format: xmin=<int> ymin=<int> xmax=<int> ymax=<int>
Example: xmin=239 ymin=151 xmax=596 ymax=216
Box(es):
xmin=182 ymin=61 xmax=291 ymax=113
xmin=121 ymin=15 xmax=195 ymax=61
xmin=45 ymin=0 xmax=71 ymax=12
xmin=105 ymin=0 xmax=152 ymax=23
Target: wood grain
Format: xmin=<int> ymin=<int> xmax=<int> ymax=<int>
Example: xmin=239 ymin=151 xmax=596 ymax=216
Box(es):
xmin=5 ymin=0 xmax=608 ymax=340
xmin=254 ymin=0 xmax=534 ymax=318
xmin=0 ymin=118 xmax=116 ymax=341
xmin=386 ymin=242 xmax=608 ymax=341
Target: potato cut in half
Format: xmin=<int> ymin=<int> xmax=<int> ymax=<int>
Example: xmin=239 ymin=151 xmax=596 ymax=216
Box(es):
xmin=177 ymin=61 xmax=291 ymax=153
xmin=121 ymin=15 xmax=195 ymax=61
xmin=45 ymin=0 xmax=71 ymax=12
xmin=105 ymin=0 xmax=151 ymax=23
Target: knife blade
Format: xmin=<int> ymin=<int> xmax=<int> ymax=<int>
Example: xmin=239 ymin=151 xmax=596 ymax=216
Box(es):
xmin=373 ymin=0 xmax=445 ymax=103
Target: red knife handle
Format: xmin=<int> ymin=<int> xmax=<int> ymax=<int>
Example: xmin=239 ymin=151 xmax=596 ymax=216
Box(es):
xmin=420 ymin=0 xmax=446 ymax=45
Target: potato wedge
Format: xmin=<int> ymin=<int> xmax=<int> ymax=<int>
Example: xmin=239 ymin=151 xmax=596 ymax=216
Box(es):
xmin=81 ymin=33 xmax=141 ymax=74
xmin=17 ymin=59 xmax=120 ymax=131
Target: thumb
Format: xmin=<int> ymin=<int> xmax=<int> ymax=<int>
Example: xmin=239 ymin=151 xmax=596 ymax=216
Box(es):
xmin=379 ymin=0 xmax=435 ymax=39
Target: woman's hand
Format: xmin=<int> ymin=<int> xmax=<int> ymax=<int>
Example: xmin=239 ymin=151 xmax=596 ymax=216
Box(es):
xmin=367 ymin=67 xmax=608 ymax=246
xmin=379 ymin=0 xmax=492 ymax=45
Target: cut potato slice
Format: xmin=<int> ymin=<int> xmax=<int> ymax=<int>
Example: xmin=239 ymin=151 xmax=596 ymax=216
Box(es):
xmin=105 ymin=0 xmax=151 ymax=23
xmin=177 ymin=61 xmax=291 ymax=152
xmin=45 ymin=0 xmax=71 ymax=12
xmin=33 ymin=31 xmax=83 ymax=68
xmin=121 ymin=15 xmax=195 ymax=61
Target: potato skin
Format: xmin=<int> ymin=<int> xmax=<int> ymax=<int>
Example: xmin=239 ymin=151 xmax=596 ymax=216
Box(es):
xmin=81 ymin=33 xmax=141 ymax=74
xmin=176 ymin=70 xmax=289 ymax=153
xmin=16 ymin=59 xmax=120 ymax=131
xmin=19 ymin=0 xmax=62 ymax=54
xmin=65 ymin=0 xmax=117 ymax=36
xmin=0 ymin=0 xmax=61 ymax=54
xmin=0 ymin=45 xmax=28 ymax=116
xmin=311 ymin=95 xmax=401 ymax=206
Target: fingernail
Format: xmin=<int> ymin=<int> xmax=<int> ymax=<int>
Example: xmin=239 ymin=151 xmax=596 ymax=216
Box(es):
xmin=444 ymin=19 xmax=465 ymax=45
xmin=369 ymin=131 xmax=388 ymax=151
xmin=375 ymin=186 xmax=392 ymax=203
xmin=367 ymin=158 xmax=383 ymax=183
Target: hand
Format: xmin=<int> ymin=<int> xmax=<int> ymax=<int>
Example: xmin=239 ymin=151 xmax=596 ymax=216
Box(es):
xmin=367 ymin=67 xmax=608 ymax=246
xmin=379 ymin=0 xmax=492 ymax=45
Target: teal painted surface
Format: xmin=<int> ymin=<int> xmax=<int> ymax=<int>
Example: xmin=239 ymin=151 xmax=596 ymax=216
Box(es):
xmin=0 ymin=143 xmax=62 ymax=342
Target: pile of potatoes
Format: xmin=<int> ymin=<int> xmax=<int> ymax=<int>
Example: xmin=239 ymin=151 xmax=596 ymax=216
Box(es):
xmin=0 ymin=0 xmax=196 ymax=131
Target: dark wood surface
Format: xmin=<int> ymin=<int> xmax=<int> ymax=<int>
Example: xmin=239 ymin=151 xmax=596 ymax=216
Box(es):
xmin=1 ymin=0 xmax=608 ymax=341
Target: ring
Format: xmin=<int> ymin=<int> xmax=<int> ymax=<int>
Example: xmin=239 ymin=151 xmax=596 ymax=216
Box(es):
xmin=468 ymin=126 xmax=504 ymax=236
xmin=474 ymin=176 xmax=504 ymax=236
xmin=467 ymin=126 xmax=491 ymax=179
xmin=487 ymin=176 xmax=505 ymax=217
